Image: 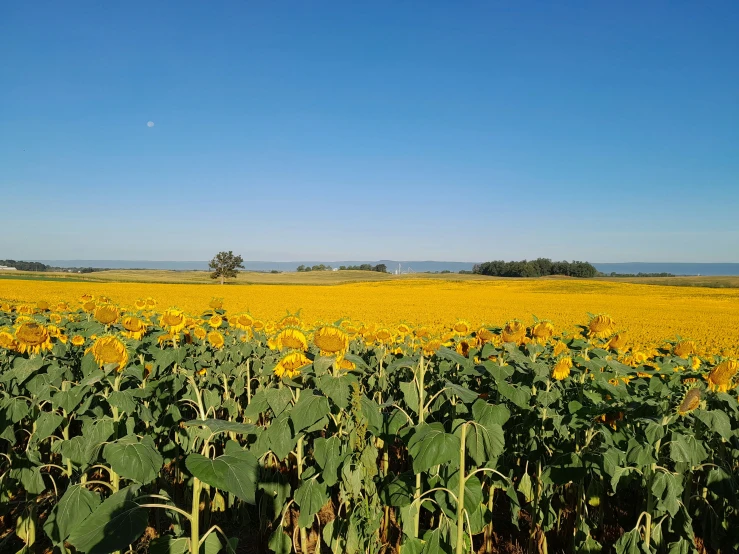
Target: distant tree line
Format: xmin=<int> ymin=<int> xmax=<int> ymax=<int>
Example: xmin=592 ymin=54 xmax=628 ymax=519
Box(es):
xmin=339 ymin=264 xmax=387 ymax=273
xmin=0 ymin=260 xmax=102 ymax=273
xmin=473 ymin=258 xmax=598 ymax=278
xmin=296 ymin=264 xmax=332 ymax=272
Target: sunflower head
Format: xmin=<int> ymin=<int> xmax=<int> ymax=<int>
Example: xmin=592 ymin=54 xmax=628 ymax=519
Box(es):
xmin=673 ymin=340 xmax=696 ymax=359
xmin=208 ymin=314 xmax=223 ymax=328
xmin=15 ymin=322 xmax=53 ymax=355
xmin=415 ymin=327 xmax=431 ymax=339
xmin=208 ymin=297 xmax=224 ymax=310
xmin=532 ymin=321 xmax=554 ymax=344
xmin=456 ymin=339 xmax=472 ymax=358
xmin=552 ymin=357 xmax=573 ymax=380
xmin=275 ymin=328 xmax=308 ymax=351
xmin=375 ymin=328 xmax=394 ymax=344
xmin=452 ymin=320 xmax=471 ymax=335
xmin=71 ymin=335 xmax=85 ymax=347
xmin=93 ymin=305 xmax=119 ymax=325
xmin=274 ymin=351 xmax=311 ymax=379
xmin=501 ymin=320 xmax=527 ymax=345
xmin=160 ymin=309 xmax=187 ymax=333
xmin=207 ymin=330 xmax=225 ymax=349
xmin=313 ymin=325 xmax=349 ymax=355
xmin=0 ymin=330 xmax=18 ymax=351
xmin=134 ymin=299 xmax=147 ymax=310
xmin=37 ymin=300 xmax=50 ymax=311
xmin=193 ymin=327 xmax=207 ymax=340
xmin=677 ymin=387 xmax=701 ymax=415
xmin=422 ymin=338 xmax=442 ymax=357
xmin=707 ymin=360 xmax=738 ymax=392
xmin=145 ymin=297 xmax=157 ymax=309
xmin=605 ymin=333 xmax=627 ymax=351
xmin=476 ymin=327 xmax=496 ymax=344
xmin=397 ymin=323 xmax=411 ymax=336
xmin=121 ymin=316 xmax=147 ymax=340
xmin=279 ymin=313 xmax=302 ymax=329
xmin=88 ymin=336 xmax=129 ymax=371
xmin=80 ymin=294 xmax=95 ymax=303
xmin=588 ymin=314 xmax=616 ymax=339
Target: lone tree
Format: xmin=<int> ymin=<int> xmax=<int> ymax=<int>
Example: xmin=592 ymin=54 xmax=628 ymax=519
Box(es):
xmin=209 ymin=251 xmax=245 ymax=284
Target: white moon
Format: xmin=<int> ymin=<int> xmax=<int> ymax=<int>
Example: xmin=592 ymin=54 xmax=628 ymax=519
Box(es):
xmin=147 ymin=121 xmax=155 ymax=128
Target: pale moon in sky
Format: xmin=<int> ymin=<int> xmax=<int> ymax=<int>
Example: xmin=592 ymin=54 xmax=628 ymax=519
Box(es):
xmin=147 ymin=121 xmax=155 ymax=128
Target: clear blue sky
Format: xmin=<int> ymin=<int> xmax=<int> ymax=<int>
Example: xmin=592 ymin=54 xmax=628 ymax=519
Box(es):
xmin=1 ymin=1 xmax=737 ymax=262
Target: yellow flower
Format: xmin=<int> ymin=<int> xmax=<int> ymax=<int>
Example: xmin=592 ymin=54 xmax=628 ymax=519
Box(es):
xmin=252 ymin=320 xmax=265 ymax=332
xmin=274 ymin=351 xmax=311 ymax=379
xmin=232 ymin=313 xmax=254 ymax=330
xmin=49 ymin=313 xmax=63 ymax=324
xmin=160 ymin=309 xmax=186 ymax=333
xmin=673 ymin=340 xmax=696 ymax=358
xmin=456 ymin=339 xmax=472 ymax=358
xmin=338 ymin=358 xmax=356 ymax=371
xmin=55 ymin=302 xmax=69 ymax=312
xmin=208 ymin=314 xmax=223 ymax=328
xmin=588 ymin=314 xmax=616 ymax=339
xmin=552 ymin=357 xmax=572 ymax=380
xmin=79 ymin=293 xmax=95 ymax=303
xmin=88 ymin=336 xmax=129 ymax=371
xmin=121 ymin=316 xmax=147 ymax=340
xmin=193 ymin=327 xmax=207 ymax=340
xmin=375 ymin=328 xmax=394 ymax=344
xmin=82 ymin=300 xmax=96 ymax=313
xmin=452 ymin=320 xmax=471 ymax=335
xmin=531 ymin=321 xmax=554 ymax=344
xmin=476 ymin=327 xmax=496 ymax=344
xmin=279 ymin=314 xmax=302 ymax=329
xmin=501 ymin=320 xmax=526 ymax=345
xmin=145 ymin=297 xmax=157 ymax=309
xmin=71 ymin=335 xmax=85 ymax=347
xmin=707 ymin=360 xmax=738 ymax=392
xmin=605 ymin=333 xmax=627 ymax=351
xmin=37 ymin=300 xmax=50 ymax=311
xmin=0 ymin=330 xmax=18 ymax=351
xmin=134 ymin=298 xmax=147 ymax=310
xmin=397 ymin=323 xmax=411 ymax=336
xmin=207 ymin=330 xmax=225 ymax=349
xmin=15 ymin=322 xmax=53 ymax=355
xmin=209 ymin=297 xmax=224 ymax=310
xmin=552 ymin=341 xmax=569 ymax=357
xmin=690 ymin=356 xmax=701 ymax=370
xmin=415 ymin=327 xmax=431 ymax=339
xmin=422 ymin=338 xmax=442 ymax=357
xmin=275 ymin=328 xmax=308 ymax=351
xmin=94 ymin=305 xmax=120 ymax=325
xmin=313 ymin=326 xmax=349 ymax=355
xmin=16 ymin=305 xmax=36 ymax=315
xmin=157 ymin=333 xmax=177 ymax=346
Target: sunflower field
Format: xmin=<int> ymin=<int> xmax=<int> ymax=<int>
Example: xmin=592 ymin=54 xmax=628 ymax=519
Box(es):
xmin=0 ymin=294 xmax=738 ymax=554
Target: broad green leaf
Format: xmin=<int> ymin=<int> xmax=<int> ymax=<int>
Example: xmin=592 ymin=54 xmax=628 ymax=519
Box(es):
xmin=268 ymin=526 xmax=292 ymax=554
xmin=44 ymin=484 xmax=101 ymax=543
xmin=149 ymin=536 xmax=190 ymax=554
xmin=33 ymin=411 xmax=64 ymax=442
xmin=186 ymin=441 xmax=259 ymax=504
xmin=103 ymin=435 xmax=163 ymax=484
xmin=381 ymin=472 xmax=415 ymax=507
xmin=294 ymin=478 xmax=328 ymax=528
xmin=290 ymin=391 xmax=330 ymax=432
xmin=68 ymin=485 xmax=147 ymax=554
xmin=265 ymin=387 xmax=293 ymax=417
xmin=9 ymin=466 xmax=45 ymax=495
xmin=443 ymin=381 xmax=479 ymax=404
xmin=407 ymin=423 xmax=461 ymax=473
xmin=651 ymin=471 xmax=682 ymax=517
xmin=200 ymin=531 xmax=222 ymax=554
xmin=183 ymin=418 xmax=257 ymax=436
xmin=496 ymin=381 xmax=531 ymax=409
xmin=265 ymin=413 xmax=296 ymax=460
xmin=400 ymin=380 xmax=419 ymax=415
xmin=313 ymin=435 xmax=344 ymax=486
xmin=613 ymin=528 xmax=647 ymax=554
xmin=317 ymin=374 xmax=351 ymax=410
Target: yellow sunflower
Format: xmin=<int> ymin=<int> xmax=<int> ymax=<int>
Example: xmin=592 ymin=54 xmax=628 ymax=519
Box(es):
xmin=134 ymin=299 xmax=147 ymax=310
xmin=231 ymin=313 xmax=254 ymax=330
xmin=71 ymin=335 xmax=85 ymax=347
xmin=88 ymin=336 xmax=129 ymax=371
xmin=422 ymin=338 xmax=442 ymax=357
xmin=15 ymin=322 xmax=53 ymax=355
xmin=207 ymin=330 xmax=225 ymax=349
xmin=313 ymin=326 xmax=349 ymax=355
xmin=531 ymin=321 xmax=554 ymax=344
xmin=501 ymin=320 xmax=526 ymax=345
xmin=275 ymin=328 xmax=308 ymax=351
xmin=605 ymin=333 xmax=627 ymax=351
xmin=82 ymin=300 xmax=96 ymax=313
xmin=37 ymin=300 xmax=50 ymax=311
xmin=121 ymin=316 xmax=147 ymax=340
xmin=673 ymin=340 xmax=696 ymax=358
xmin=279 ymin=314 xmax=302 ymax=329
xmin=707 ymin=360 xmax=738 ymax=393
xmin=208 ymin=297 xmax=224 ymax=310
xmin=193 ymin=327 xmax=207 ymax=340
xmin=677 ymin=388 xmax=701 ymax=415
xmin=552 ymin=357 xmax=573 ymax=380
xmin=0 ymin=330 xmax=17 ymax=351
xmin=94 ymin=305 xmax=120 ymax=325
xmin=208 ymin=314 xmax=223 ymax=328
xmin=375 ymin=328 xmax=394 ymax=344
xmin=588 ymin=314 xmax=616 ymax=339
xmin=160 ymin=309 xmax=187 ymax=333
xmin=273 ymin=351 xmax=311 ymax=379
xmin=452 ymin=320 xmax=471 ymax=335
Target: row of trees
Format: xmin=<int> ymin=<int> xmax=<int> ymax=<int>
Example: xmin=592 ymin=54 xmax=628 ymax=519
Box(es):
xmin=473 ymin=258 xmax=598 ymax=278
xmin=339 ymin=263 xmax=387 ymax=272
xmin=296 ymin=264 xmax=332 ymax=272
xmin=0 ymin=259 xmax=49 ymax=271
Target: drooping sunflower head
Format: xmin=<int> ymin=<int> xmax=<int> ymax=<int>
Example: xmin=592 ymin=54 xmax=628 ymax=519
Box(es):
xmin=677 ymin=387 xmax=702 ymax=415
xmin=134 ymin=299 xmax=147 ymax=310
xmin=193 ymin=327 xmax=207 ymax=340
xmin=313 ymin=325 xmax=349 ymax=355
xmin=279 ymin=313 xmax=302 ymax=329
xmin=552 ymin=357 xmax=573 ymax=380
xmin=94 ymin=305 xmax=120 ymax=326
xmin=605 ymin=333 xmax=627 ymax=351
xmin=16 ymin=305 xmax=36 ymax=315
xmin=252 ymin=320 xmax=265 ymax=332
xmin=160 ymin=308 xmax=187 ymax=333
xmin=552 ymin=341 xmax=569 ymax=357
xmin=71 ymin=335 xmax=85 ymax=347
xmin=208 ymin=297 xmax=224 ymax=310
xmin=397 ymin=323 xmax=411 ymax=336
xmin=275 ymin=328 xmax=308 ymax=351
xmin=37 ymin=300 xmax=50 ymax=311
xmin=145 ymin=297 xmax=157 ymax=309
xmin=80 ymin=294 xmax=95 ymax=303
xmin=88 ymin=336 xmax=129 ymax=371
xmin=588 ymin=314 xmax=616 ymax=339
xmin=476 ymin=327 xmax=496 ymax=344
xmin=456 ymin=339 xmax=472 ymax=358
xmin=121 ymin=316 xmax=147 ymax=340
xmin=673 ymin=340 xmax=697 ymax=359
xmin=338 ymin=357 xmax=356 ymax=371
xmin=531 ymin=321 xmax=554 ymax=343
xmin=208 ymin=314 xmax=223 ymax=329
xmin=82 ymin=300 xmax=96 ymax=313
xmin=707 ymin=360 xmax=738 ymax=393
xmin=15 ymin=322 xmax=53 ymax=355
xmin=501 ymin=320 xmax=527 ymax=345
xmin=274 ymin=351 xmax=311 ymax=379
xmin=55 ymin=302 xmax=69 ymax=312
xmin=415 ymin=327 xmax=431 ymax=339
xmin=207 ymin=330 xmax=225 ymax=349
xmin=422 ymin=338 xmax=442 ymax=357
xmin=452 ymin=320 xmax=471 ymax=335
xmin=0 ymin=330 xmax=17 ymax=351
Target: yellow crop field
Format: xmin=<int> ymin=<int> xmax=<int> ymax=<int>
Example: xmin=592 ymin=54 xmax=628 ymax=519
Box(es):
xmin=1 ymin=277 xmax=738 ymax=355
